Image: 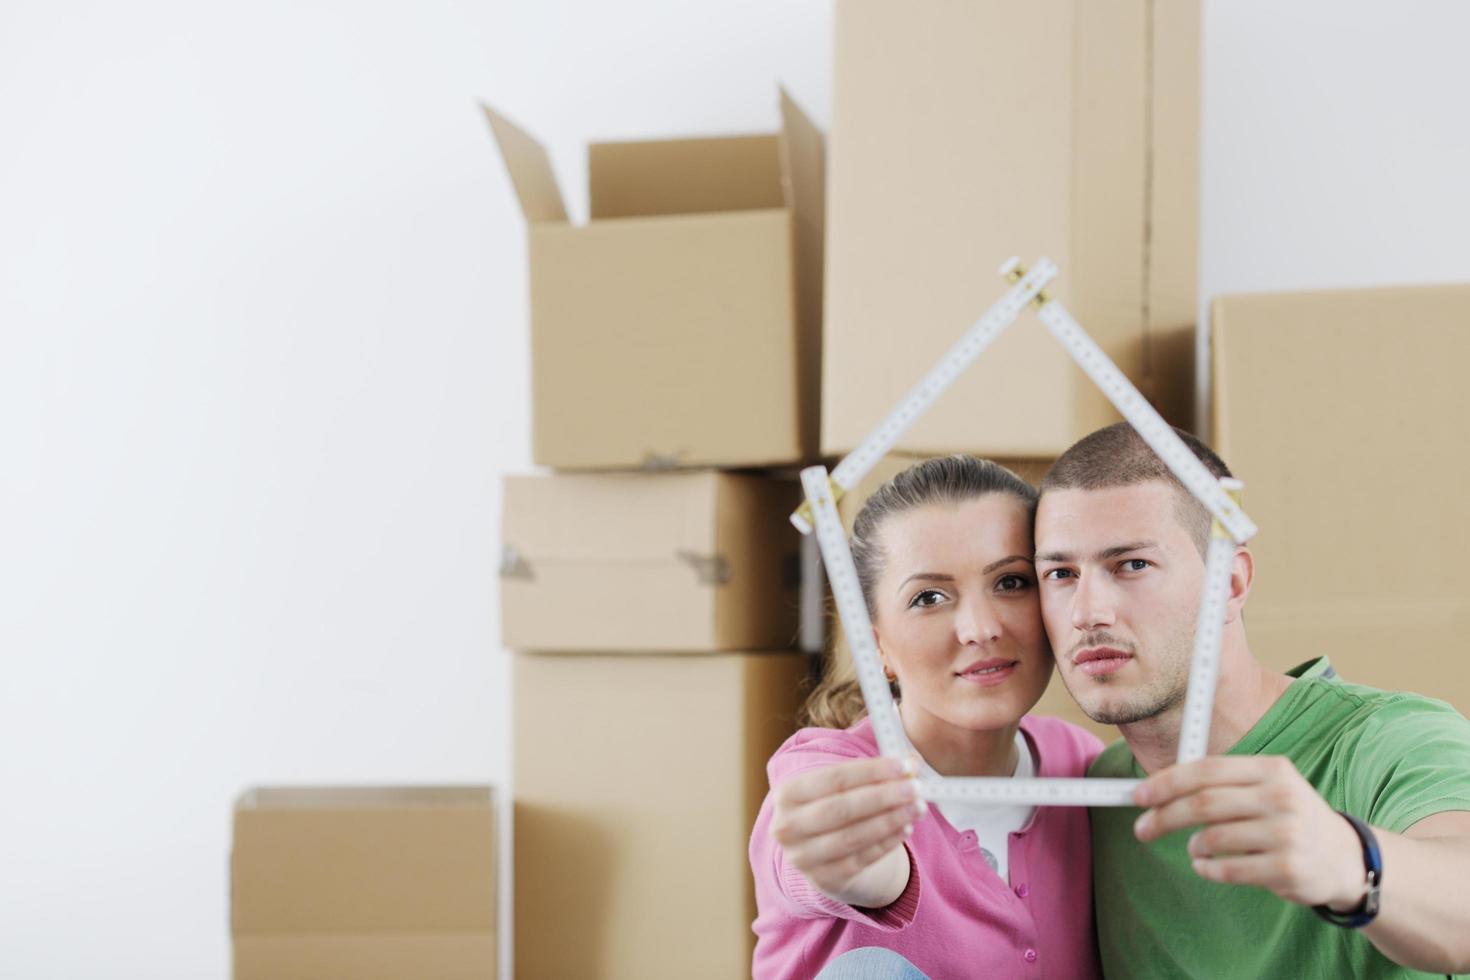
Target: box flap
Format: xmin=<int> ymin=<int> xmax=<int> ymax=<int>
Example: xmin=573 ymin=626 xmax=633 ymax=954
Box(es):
xmin=776 ymin=87 xmax=826 ymax=457
xmin=588 ymin=134 xmax=784 ymax=219
xmin=481 ymin=103 xmax=568 ymax=224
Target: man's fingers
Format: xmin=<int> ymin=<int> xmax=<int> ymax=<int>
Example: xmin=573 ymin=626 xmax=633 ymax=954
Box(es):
xmin=1189 ymin=852 xmax=1287 ymax=890
xmin=1185 ymin=818 xmax=1283 ymax=859
xmin=1135 ymin=786 xmax=1273 ymax=841
xmin=772 ymin=775 xmax=919 ymax=846
xmin=785 ymin=799 xmax=922 ymax=868
xmin=1136 ymin=755 xmax=1296 ymax=808
xmin=775 ymin=756 xmax=911 ymax=808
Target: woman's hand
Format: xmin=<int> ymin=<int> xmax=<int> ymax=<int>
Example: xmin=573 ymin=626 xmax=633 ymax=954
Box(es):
xmin=769 ymin=756 xmax=925 ymax=909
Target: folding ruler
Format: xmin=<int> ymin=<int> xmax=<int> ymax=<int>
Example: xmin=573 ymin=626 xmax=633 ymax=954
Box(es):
xmin=796 ymin=257 xmax=1258 ymax=806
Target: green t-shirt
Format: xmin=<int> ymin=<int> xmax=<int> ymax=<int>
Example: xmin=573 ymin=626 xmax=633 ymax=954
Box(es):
xmin=1090 ymin=657 xmax=1470 ymax=979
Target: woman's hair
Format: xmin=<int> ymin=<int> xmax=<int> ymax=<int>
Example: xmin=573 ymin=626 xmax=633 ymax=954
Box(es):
xmin=799 ymin=455 xmax=1040 ymax=729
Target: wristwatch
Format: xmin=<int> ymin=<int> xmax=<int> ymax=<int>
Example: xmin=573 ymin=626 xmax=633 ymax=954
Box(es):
xmin=1312 ymin=811 xmax=1382 ymax=928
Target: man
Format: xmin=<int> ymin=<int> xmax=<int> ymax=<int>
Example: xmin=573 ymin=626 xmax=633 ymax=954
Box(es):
xmin=1034 ymin=422 xmax=1470 ymax=977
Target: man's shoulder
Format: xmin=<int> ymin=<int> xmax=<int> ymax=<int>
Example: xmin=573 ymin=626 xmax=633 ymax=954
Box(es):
xmin=1086 ymin=736 xmax=1137 ymax=779
xmin=1290 ymin=672 xmax=1470 ymax=744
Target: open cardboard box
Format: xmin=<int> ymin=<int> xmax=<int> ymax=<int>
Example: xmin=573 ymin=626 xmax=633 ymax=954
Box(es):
xmin=484 ymin=89 xmax=824 ymax=470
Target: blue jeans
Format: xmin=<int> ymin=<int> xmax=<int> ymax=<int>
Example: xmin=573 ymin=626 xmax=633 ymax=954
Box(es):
xmin=814 ymin=947 xmax=931 ymax=980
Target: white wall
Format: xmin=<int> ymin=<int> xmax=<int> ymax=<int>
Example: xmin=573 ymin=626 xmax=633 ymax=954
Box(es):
xmin=1 ymin=2 xmax=1467 ymax=978
xmin=1198 ymin=0 xmax=1470 ymax=429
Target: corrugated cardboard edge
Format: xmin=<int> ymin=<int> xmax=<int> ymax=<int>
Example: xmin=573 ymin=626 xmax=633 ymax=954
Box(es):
xmin=778 ymin=87 xmax=827 ymax=460
xmin=481 ymin=103 xmax=568 ymax=224
xmin=1208 ymin=294 xmax=1231 ymax=451
xmin=714 ymin=473 xmax=801 ymax=651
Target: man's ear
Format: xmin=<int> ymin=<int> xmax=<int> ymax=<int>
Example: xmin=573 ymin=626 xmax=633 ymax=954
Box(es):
xmin=1223 ymin=544 xmax=1254 ymax=625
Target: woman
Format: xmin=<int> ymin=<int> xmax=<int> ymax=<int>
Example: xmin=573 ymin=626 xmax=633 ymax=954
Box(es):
xmin=749 ymin=456 xmax=1103 ymax=979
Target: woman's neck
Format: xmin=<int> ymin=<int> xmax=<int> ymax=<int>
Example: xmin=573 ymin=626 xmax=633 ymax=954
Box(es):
xmin=898 ymin=701 xmax=1021 ymax=777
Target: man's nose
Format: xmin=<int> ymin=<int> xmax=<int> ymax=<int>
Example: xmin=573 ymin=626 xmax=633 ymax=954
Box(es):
xmin=955 ymin=596 xmax=1003 ymax=646
xmin=1070 ymin=573 xmax=1117 ymax=632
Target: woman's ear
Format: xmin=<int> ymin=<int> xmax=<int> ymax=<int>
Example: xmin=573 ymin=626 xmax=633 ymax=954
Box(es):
xmin=872 ymin=627 xmax=896 ymax=682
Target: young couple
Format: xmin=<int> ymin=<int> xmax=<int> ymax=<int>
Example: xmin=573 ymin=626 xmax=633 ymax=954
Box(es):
xmin=750 ymin=423 xmax=1470 ymax=979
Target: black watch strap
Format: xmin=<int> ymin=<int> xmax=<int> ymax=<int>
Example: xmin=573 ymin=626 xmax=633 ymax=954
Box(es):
xmin=1312 ymin=811 xmax=1382 ymax=928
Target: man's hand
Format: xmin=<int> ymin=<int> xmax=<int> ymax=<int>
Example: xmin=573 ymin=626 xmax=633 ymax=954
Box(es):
xmin=1133 ymin=755 xmax=1367 ymax=911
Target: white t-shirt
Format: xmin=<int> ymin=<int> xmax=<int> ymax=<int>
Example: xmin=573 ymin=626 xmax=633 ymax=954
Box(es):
xmin=916 ymin=731 xmax=1036 ymax=883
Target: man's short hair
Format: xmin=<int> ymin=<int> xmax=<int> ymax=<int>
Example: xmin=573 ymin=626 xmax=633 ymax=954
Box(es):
xmin=1039 ymin=422 xmax=1233 ymax=555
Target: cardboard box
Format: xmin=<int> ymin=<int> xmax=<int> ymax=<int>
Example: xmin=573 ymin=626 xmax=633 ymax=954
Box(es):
xmin=823 ymin=0 xmax=1200 ymax=458
xmin=483 ymin=90 xmax=824 ymax=470
xmin=821 ymin=454 xmax=1111 ymax=740
xmin=500 ymin=470 xmax=801 ymax=651
xmin=514 ymin=650 xmax=808 ymax=979
xmin=231 ymin=786 xmax=496 ymax=980
xmin=1212 ymin=284 xmax=1470 ymax=717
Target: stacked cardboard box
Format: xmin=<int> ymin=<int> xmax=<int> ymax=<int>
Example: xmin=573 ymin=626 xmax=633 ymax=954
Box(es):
xmin=489 ymin=90 xmax=822 ymax=978
xmin=231 ymin=786 xmax=497 ymax=980
xmin=824 ymin=0 xmax=1201 ymax=456
xmin=492 ymin=3 xmax=1204 ymax=973
xmin=1211 ymin=285 xmax=1470 ymax=716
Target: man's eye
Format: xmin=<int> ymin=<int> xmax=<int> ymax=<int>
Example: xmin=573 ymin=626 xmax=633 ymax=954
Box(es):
xmin=908 ymin=589 xmax=944 ymax=609
xmin=1122 ymin=559 xmax=1149 ymax=572
xmin=1042 ymin=568 xmax=1074 ymax=582
xmin=996 ymin=574 xmax=1031 ymax=593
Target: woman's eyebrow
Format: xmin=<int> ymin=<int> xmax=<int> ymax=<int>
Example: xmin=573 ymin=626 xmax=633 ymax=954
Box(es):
xmin=897 ymin=554 xmax=1032 ymax=591
xmin=897 ymin=572 xmax=954 ymax=591
xmin=982 ymin=554 xmax=1033 ymax=574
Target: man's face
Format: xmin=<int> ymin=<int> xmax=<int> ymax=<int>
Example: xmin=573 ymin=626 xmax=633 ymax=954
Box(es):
xmin=1033 ymin=481 xmax=1204 ymax=726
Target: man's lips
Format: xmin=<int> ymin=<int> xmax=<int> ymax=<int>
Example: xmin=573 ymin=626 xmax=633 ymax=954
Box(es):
xmin=954 ymin=658 xmax=1019 ymax=686
xmin=1072 ymin=647 xmax=1134 ymax=677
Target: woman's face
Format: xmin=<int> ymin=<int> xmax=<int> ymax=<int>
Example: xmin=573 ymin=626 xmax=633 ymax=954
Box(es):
xmin=870 ymin=494 xmax=1053 ymax=735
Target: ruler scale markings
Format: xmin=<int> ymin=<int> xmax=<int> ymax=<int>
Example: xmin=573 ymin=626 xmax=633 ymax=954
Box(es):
xmin=800 ymin=465 xmax=912 ymax=759
xmin=801 ymin=463 xmax=1144 ymax=807
xmin=792 ymin=259 xmax=1058 ymax=534
xmin=1034 ymin=301 xmax=1257 ymax=545
xmin=1176 ymin=483 xmax=1243 ymax=763
xmin=790 ymin=257 xmax=1260 ymax=806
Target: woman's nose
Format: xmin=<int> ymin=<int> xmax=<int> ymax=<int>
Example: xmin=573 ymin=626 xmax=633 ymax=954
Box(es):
xmin=954 ymin=597 xmax=1003 ymax=645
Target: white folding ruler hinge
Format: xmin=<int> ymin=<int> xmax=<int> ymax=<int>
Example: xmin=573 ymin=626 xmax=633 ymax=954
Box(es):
xmin=796 ymin=256 xmax=1260 ymax=805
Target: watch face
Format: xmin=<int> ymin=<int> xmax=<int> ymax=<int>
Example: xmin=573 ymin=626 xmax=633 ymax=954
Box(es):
xmin=1364 ymin=871 xmax=1382 ymax=916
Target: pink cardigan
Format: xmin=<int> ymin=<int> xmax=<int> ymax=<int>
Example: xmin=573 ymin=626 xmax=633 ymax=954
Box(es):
xmin=749 ymin=715 xmax=1103 ymax=980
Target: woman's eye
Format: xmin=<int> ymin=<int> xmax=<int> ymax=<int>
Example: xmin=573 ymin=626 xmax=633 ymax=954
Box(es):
xmin=996 ymin=573 xmax=1031 ymax=592
xmin=908 ymin=589 xmax=944 ymax=609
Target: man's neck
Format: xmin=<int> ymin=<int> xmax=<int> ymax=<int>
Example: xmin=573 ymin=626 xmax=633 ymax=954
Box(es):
xmin=1120 ymin=643 xmax=1296 ymax=775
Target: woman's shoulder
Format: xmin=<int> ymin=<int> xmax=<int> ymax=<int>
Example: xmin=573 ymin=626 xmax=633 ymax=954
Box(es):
xmin=766 ymin=717 xmax=880 ymax=784
xmin=1020 ymin=714 xmax=1106 ymax=772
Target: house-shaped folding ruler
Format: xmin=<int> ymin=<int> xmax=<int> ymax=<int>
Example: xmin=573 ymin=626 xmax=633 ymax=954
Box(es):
xmin=795 ymin=257 xmax=1257 ymax=807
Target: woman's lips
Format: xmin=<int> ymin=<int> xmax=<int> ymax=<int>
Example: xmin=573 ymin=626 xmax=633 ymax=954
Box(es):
xmin=954 ymin=660 xmax=1019 ymax=686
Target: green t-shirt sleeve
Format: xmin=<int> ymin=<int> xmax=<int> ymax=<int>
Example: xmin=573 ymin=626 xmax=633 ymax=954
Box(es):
xmin=1338 ymin=696 xmax=1470 ymax=833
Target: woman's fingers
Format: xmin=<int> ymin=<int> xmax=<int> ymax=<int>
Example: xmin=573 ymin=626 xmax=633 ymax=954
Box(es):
xmin=772 ymin=774 xmax=919 ymax=847
xmin=812 ymin=830 xmax=911 ymax=889
xmin=775 ymin=756 xmax=910 ymax=808
xmin=784 ymin=796 xmax=922 ymax=868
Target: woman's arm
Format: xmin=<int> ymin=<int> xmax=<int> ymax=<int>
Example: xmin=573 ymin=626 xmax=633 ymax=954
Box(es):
xmin=768 ymin=755 xmax=923 ymax=908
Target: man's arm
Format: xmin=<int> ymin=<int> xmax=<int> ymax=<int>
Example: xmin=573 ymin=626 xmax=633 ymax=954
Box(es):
xmin=1134 ymin=756 xmax=1470 ymax=974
